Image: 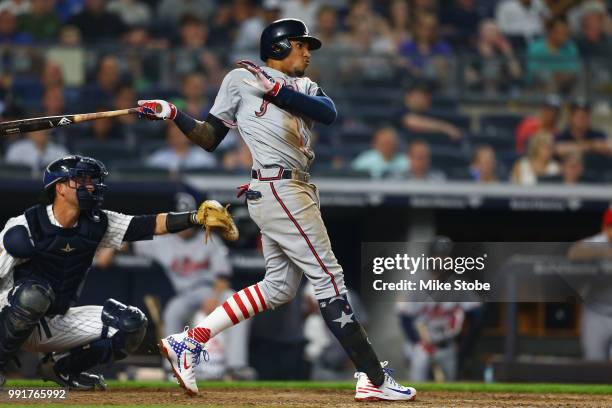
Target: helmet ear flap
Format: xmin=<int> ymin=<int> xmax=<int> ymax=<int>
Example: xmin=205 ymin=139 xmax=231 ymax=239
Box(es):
xmin=269 ymin=38 xmax=292 ymax=60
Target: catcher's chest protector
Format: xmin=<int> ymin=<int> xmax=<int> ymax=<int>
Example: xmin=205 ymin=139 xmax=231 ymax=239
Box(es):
xmin=13 ymin=205 xmax=108 ymax=315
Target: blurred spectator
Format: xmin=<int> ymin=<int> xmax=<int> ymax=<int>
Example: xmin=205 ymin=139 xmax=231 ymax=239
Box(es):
xmin=67 ymin=0 xmax=127 ymax=43
xmin=175 ymin=15 xmax=223 ymax=83
xmin=337 ymin=20 xmax=395 ymax=81
xmin=81 ymin=105 xmax=126 ymax=143
xmin=351 ymin=126 xmax=409 ymax=178
xmin=171 ymin=71 xmax=209 ymax=119
xmin=41 ymin=59 xmax=65 ymax=88
xmin=82 ymin=55 xmax=122 ymax=107
xmin=157 ymin=0 xmax=216 ymax=27
xmin=470 ymin=145 xmax=498 ymax=182
xmin=527 ymin=17 xmax=579 ymax=94
xmin=555 ymin=100 xmax=610 ymax=157
xmin=205 ymin=3 xmax=239 ymax=49
xmin=0 ymin=8 xmax=32 ymax=44
xmin=560 ymin=151 xmax=584 ymax=185
xmin=515 ymin=94 xmax=561 ymax=154
xmin=511 ymin=131 xmax=559 ymax=185
xmin=313 ymin=5 xmax=340 ymax=46
xmin=58 ymin=24 xmax=81 ymax=45
xmin=344 ymin=0 xmax=388 ymax=35
xmin=42 ymin=85 xmax=66 ymax=116
xmin=439 ymin=0 xmax=482 ymax=49
xmin=466 ymin=19 xmax=521 ymax=95
xmin=567 ymin=0 xmax=611 ymax=35
xmin=113 ymin=84 xmax=150 ymax=145
xmin=400 ymin=83 xmax=462 ymax=141
xmin=495 ymin=0 xmax=549 ymax=40
xmin=405 ymin=139 xmax=446 ymax=181
xmin=280 ymin=0 xmax=320 ymax=29
xmin=54 ymin=0 xmax=83 ymax=22
xmin=17 ymin=0 xmax=61 ymax=42
xmin=576 ymin=2 xmax=612 ymax=60
xmin=233 ymin=0 xmax=280 ymax=61
xmin=385 ymin=0 xmax=412 ymax=46
xmin=146 ymin=122 xmax=217 ymax=171
xmin=107 ymin=0 xmax=151 ymax=27
xmin=399 ymin=13 xmax=453 ymax=83
xmin=0 ymin=0 xmax=30 ymax=15
xmin=5 ymin=129 xmax=68 ymax=169
xmin=222 ymin=139 xmax=253 ymax=172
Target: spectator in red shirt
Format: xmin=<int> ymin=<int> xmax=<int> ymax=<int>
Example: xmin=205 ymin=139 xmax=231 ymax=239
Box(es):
xmin=515 ymin=94 xmax=561 ymax=154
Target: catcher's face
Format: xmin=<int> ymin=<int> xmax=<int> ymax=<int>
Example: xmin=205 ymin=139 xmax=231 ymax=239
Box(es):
xmin=281 ymin=40 xmax=311 ymax=77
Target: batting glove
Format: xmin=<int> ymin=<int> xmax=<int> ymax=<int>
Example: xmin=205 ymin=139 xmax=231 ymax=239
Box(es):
xmin=137 ymin=99 xmax=177 ymax=120
xmin=237 ymin=60 xmax=282 ymax=97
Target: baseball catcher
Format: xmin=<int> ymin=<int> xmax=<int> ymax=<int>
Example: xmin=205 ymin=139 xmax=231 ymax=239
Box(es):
xmin=0 ymin=155 xmax=237 ymax=390
xmin=138 ymin=18 xmax=416 ymax=401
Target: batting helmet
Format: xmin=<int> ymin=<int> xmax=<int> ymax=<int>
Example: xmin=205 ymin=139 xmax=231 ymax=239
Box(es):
xmin=260 ymin=18 xmax=321 ymax=62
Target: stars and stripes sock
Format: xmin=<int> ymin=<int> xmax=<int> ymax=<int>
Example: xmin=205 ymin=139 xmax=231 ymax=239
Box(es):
xmin=187 ymin=283 xmax=269 ymax=345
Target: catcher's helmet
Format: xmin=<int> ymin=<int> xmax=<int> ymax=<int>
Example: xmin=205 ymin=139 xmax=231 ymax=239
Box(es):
xmin=260 ymin=18 xmax=321 ymax=61
xmin=44 ymin=155 xmax=108 ymax=218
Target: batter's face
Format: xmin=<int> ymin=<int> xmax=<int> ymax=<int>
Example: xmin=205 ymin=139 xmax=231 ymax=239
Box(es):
xmin=278 ymin=40 xmax=311 ymax=77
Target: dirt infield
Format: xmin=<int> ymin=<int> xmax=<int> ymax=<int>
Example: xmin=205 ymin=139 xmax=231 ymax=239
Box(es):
xmin=7 ymin=387 xmax=612 ymax=407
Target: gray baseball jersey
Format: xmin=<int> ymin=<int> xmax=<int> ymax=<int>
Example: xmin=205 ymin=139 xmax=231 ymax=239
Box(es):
xmin=209 ymin=67 xmax=321 ymax=171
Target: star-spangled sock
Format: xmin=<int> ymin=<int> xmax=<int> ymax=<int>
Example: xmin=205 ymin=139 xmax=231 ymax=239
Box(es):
xmin=319 ymin=294 xmax=385 ymax=387
xmin=187 ymin=283 xmax=269 ymax=345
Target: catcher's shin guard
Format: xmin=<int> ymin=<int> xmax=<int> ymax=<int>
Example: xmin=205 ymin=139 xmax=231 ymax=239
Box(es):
xmin=319 ymin=294 xmax=385 ymax=387
xmin=51 ymin=299 xmax=148 ymax=376
xmin=0 ymin=281 xmax=54 ymax=368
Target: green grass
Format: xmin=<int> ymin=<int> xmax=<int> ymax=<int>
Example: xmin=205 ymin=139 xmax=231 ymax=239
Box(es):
xmin=4 ymin=379 xmax=612 ymax=394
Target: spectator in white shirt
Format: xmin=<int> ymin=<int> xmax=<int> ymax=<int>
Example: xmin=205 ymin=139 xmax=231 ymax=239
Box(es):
xmin=495 ymin=0 xmax=550 ymax=40
xmin=5 ymin=129 xmax=68 ymax=169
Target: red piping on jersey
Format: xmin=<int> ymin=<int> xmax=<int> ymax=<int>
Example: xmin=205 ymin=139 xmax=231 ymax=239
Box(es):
xmin=269 ymin=182 xmax=340 ymax=296
xmin=257 ymin=167 xmax=284 ymax=181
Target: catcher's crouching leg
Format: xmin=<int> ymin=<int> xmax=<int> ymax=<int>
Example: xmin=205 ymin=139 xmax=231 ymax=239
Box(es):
xmin=0 ymin=280 xmax=54 ymax=370
xmin=41 ymin=299 xmax=147 ymax=389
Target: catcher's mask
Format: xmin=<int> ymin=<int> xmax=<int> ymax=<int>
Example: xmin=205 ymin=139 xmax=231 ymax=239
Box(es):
xmin=260 ymin=18 xmax=321 ymax=62
xmin=44 ymin=155 xmax=109 ymax=220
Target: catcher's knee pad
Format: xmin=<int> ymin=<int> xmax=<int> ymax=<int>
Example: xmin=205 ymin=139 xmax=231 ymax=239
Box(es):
xmin=4 ymin=280 xmax=54 ymax=331
xmin=0 ymin=280 xmax=54 ymax=362
xmin=101 ymin=299 xmax=148 ymax=359
xmin=258 ymin=277 xmax=299 ymax=309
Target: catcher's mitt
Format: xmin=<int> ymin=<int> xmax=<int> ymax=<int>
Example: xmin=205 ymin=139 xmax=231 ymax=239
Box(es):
xmin=196 ymin=200 xmax=239 ymax=243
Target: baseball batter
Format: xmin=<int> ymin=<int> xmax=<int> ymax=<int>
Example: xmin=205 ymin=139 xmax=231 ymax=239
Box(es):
xmin=138 ymin=18 xmax=416 ymax=401
xmin=0 ymin=155 xmax=233 ymax=390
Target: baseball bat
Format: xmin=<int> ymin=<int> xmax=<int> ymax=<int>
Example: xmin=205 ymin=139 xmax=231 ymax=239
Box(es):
xmin=0 ymin=108 xmax=140 ymax=137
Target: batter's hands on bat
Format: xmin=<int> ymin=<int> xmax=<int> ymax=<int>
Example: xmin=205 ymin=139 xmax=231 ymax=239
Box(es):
xmin=195 ymin=200 xmax=239 ymax=243
xmin=237 ymin=60 xmax=282 ymax=97
xmin=137 ymin=99 xmax=177 ymax=120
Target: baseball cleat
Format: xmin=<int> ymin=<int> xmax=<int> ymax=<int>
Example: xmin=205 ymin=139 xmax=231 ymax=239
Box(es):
xmin=37 ymin=355 xmax=107 ymax=391
xmin=159 ymin=328 xmax=208 ymax=396
xmin=354 ymin=361 xmax=417 ymax=402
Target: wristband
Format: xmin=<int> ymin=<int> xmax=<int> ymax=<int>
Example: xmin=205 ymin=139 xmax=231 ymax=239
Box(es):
xmin=166 ymin=211 xmax=198 ymax=233
xmin=174 ymin=110 xmax=198 ymax=135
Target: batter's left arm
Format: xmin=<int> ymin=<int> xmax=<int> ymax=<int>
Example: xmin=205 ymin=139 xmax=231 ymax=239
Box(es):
xmin=272 ymin=87 xmax=337 ymax=125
